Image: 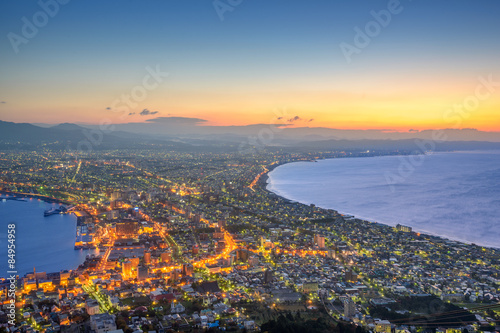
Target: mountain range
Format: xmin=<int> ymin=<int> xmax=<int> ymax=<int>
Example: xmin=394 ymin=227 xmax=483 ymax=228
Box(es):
xmin=2 ymin=120 xmax=500 ymax=153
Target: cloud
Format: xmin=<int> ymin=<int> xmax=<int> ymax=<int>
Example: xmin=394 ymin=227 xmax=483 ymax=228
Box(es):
xmin=1 ymin=101 xmax=6 ymax=104
xmin=129 ymin=112 xmax=136 ymax=115
xmin=308 ymin=119 xmax=314 ymax=122
xmin=140 ymin=109 xmax=159 ymax=116
xmin=105 ymin=107 xmax=111 ymax=110
xmin=288 ymin=116 xmax=302 ymax=122
xmin=277 ymin=117 xmax=283 ymax=120
xmin=146 ymin=116 xmax=207 ymax=126
xmin=409 ymin=129 xmax=419 ymax=133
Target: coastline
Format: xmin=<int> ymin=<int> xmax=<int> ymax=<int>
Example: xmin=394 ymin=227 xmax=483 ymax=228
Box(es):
xmin=0 ymin=190 xmax=70 ymax=205
xmin=261 ymin=155 xmax=500 ymax=251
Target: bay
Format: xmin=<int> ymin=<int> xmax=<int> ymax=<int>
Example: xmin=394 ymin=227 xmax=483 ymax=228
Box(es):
xmin=267 ymin=151 xmax=500 ymax=249
xmin=0 ymin=197 xmax=94 ymax=278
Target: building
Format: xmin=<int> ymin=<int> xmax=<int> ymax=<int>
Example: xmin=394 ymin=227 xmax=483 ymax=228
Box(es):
xmin=248 ymin=255 xmax=259 ymax=267
xmin=115 ymin=221 xmax=139 ymax=237
xmin=314 ymin=234 xmax=325 ymax=248
xmin=182 ymin=263 xmax=194 ymax=276
xmin=375 ymin=320 xmax=392 ymax=333
xmin=302 ymin=282 xmax=319 ymax=293
xmin=122 ymin=260 xmax=132 ymax=279
xmin=264 ymin=269 xmax=273 ymax=284
xmin=395 ymin=224 xmax=412 ymax=233
xmin=343 ymin=298 xmax=355 ymax=318
xmin=160 ymin=251 xmax=171 ymax=263
xmin=137 ymin=265 xmax=148 ymax=281
xmin=171 ymin=301 xmax=186 ymax=314
xmin=143 ymin=251 xmax=151 ymax=264
xmin=60 ymin=270 xmax=70 ymax=285
xmin=86 ymin=299 xmax=100 ymax=315
xmin=236 ymin=249 xmax=249 ymax=262
xmin=345 ymin=269 xmax=358 ymax=283
xmin=110 ymin=190 xmax=122 ymax=201
xmin=90 ymin=313 xmax=117 ymax=333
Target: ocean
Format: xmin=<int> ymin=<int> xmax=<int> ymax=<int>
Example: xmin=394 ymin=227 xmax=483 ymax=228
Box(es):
xmin=267 ymin=151 xmax=500 ymax=249
xmin=0 ymin=197 xmax=95 ymax=278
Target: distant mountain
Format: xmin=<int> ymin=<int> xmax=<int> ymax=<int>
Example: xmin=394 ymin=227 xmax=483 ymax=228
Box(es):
xmin=293 ymin=138 xmax=500 ymax=152
xmin=2 ymin=120 xmax=500 ymax=153
xmin=50 ymin=123 xmax=85 ymax=131
xmin=0 ymin=120 xmax=57 ymax=142
xmin=0 ymin=120 xmax=192 ymax=151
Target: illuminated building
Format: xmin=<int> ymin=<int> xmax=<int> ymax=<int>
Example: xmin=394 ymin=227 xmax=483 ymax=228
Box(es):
xmin=395 ymin=224 xmax=412 ymax=233
xmin=236 ymin=249 xmax=249 ymax=262
xmin=375 ymin=320 xmax=392 ymax=333
xmin=314 ymin=234 xmax=325 ymax=248
xmin=122 ymin=260 xmax=132 ymax=279
xmin=182 ymin=263 xmax=194 ymax=276
xmin=115 ymin=221 xmax=139 ymax=237
xmin=86 ymin=299 xmax=100 ymax=315
xmin=130 ymin=256 xmax=140 ymax=267
xmin=60 ymin=270 xmax=70 ymax=284
xmin=143 ymin=251 xmax=151 ymax=264
xmin=160 ymin=251 xmax=171 ymax=263
xmin=110 ymin=190 xmax=122 ymax=201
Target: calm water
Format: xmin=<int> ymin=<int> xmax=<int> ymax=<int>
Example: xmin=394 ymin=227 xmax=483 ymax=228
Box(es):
xmin=267 ymin=151 xmax=500 ymax=249
xmin=0 ymin=198 xmax=94 ymax=278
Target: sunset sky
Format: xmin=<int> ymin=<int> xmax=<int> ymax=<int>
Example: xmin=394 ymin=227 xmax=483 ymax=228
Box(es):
xmin=1 ymin=0 xmax=499 ymax=131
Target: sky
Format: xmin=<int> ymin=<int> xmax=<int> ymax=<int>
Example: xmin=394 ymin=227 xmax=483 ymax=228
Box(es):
xmin=0 ymin=0 xmax=499 ymax=132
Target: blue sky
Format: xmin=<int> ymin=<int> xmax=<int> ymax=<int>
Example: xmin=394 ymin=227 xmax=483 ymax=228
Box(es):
xmin=1 ymin=0 xmax=499 ymax=130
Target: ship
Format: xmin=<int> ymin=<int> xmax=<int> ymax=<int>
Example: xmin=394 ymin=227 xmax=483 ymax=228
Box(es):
xmin=44 ymin=205 xmax=68 ymax=217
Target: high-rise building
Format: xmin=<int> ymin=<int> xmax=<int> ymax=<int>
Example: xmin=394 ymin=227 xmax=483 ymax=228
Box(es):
xmin=160 ymin=251 xmax=171 ymax=263
xmin=130 ymin=256 xmax=140 ymax=267
xmin=315 ymin=235 xmax=325 ymax=248
xmin=264 ymin=269 xmax=273 ymax=284
xmin=122 ymin=260 xmax=132 ymax=279
xmin=111 ymin=190 xmax=122 ymax=201
xmin=182 ymin=263 xmax=194 ymax=276
xmin=137 ymin=266 xmax=148 ymax=281
xmin=143 ymin=251 xmax=151 ymax=264
xmin=345 ymin=269 xmax=358 ymax=283
xmin=236 ymin=249 xmax=249 ymax=262
xmin=344 ymin=298 xmax=356 ymax=318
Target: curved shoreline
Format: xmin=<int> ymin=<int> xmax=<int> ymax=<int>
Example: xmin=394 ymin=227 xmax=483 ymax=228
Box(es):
xmin=262 ymin=157 xmax=500 ymax=251
xmin=0 ymin=190 xmax=70 ymax=205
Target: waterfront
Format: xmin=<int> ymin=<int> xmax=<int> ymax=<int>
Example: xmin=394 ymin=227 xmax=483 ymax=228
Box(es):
xmin=0 ymin=197 xmax=96 ymax=278
xmin=267 ymin=151 xmax=500 ymax=249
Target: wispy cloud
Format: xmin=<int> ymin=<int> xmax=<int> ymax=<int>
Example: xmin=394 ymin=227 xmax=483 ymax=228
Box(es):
xmin=140 ymin=108 xmax=159 ymax=116
xmin=146 ymin=116 xmax=207 ymax=125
